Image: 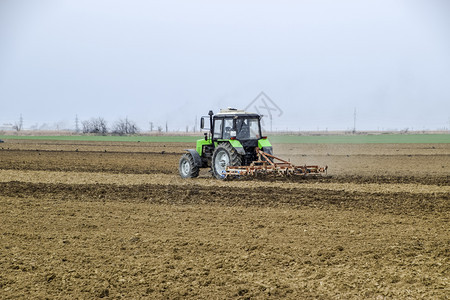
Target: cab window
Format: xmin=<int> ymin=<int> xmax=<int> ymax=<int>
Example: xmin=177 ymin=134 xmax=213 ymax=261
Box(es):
xmin=213 ymin=119 xmax=223 ymax=139
xmin=236 ymin=118 xmax=260 ymax=139
xmin=223 ymin=119 xmax=234 ymax=139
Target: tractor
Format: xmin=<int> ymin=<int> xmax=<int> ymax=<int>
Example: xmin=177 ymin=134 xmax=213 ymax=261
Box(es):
xmin=179 ymin=108 xmax=327 ymax=179
xmin=179 ymin=108 xmax=272 ymax=179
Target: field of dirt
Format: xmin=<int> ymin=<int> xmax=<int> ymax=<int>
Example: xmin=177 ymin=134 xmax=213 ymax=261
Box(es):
xmin=1 ymin=139 xmax=449 ymax=299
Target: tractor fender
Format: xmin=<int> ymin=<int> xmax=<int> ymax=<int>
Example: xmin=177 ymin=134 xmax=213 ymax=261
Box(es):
xmin=226 ymin=140 xmax=245 ymax=155
xmin=262 ymin=146 xmax=273 ymax=155
xmin=234 ymin=147 xmax=245 ymax=155
xmin=185 ymin=149 xmax=202 ymax=167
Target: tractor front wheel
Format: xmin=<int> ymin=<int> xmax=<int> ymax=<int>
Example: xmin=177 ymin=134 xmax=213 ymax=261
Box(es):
xmin=179 ymin=153 xmax=200 ymax=178
xmin=212 ymin=143 xmax=242 ymax=179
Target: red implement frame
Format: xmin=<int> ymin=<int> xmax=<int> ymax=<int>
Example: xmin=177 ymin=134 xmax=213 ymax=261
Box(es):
xmin=225 ymin=148 xmax=327 ymax=178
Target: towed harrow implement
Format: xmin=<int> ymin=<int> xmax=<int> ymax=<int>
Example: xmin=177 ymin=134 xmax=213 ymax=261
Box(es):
xmin=224 ymin=148 xmax=327 ymax=179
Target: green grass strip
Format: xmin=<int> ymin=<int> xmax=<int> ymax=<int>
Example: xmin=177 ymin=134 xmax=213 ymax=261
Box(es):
xmin=0 ymin=134 xmax=448 ymax=143
xmin=268 ymin=134 xmax=450 ymax=144
xmin=0 ymin=135 xmax=200 ymax=143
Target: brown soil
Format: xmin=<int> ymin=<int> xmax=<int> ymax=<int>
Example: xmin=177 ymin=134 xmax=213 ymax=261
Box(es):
xmin=0 ymin=140 xmax=449 ymax=299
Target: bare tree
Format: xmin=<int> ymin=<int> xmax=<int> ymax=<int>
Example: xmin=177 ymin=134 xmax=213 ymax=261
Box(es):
xmin=13 ymin=114 xmax=23 ymax=131
xmin=81 ymin=120 xmax=91 ymax=134
xmin=93 ymin=117 xmax=108 ymax=135
xmin=81 ymin=117 xmax=108 ymax=135
xmin=112 ymin=117 xmax=139 ymax=135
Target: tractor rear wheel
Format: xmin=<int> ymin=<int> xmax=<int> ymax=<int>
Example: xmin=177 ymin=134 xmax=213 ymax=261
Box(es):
xmin=212 ymin=143 xmax=242 ymax=179
xmin=179 ymin=153 xmax=200 ymax=178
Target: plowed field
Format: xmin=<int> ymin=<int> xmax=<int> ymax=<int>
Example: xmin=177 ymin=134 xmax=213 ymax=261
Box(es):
xmin=1 ymin=140 xmax=449 ymax=299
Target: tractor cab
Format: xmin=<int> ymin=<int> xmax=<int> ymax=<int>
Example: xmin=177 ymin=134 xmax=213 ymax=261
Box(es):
xmin=210 ymin=109 xmax=262 ymax=141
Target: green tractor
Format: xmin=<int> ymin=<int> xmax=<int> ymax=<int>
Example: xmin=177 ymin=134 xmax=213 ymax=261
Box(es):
xmin=179 ymin=108 xmax=273 ymax=179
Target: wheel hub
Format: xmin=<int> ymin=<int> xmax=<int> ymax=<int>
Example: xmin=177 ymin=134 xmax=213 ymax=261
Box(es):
xmin=181 ymin=160 xmax=190 ymax=176
xmin=215 ymin=151 xmax=230 ymax=174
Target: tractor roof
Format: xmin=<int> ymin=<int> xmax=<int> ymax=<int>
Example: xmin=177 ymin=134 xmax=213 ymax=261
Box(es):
xmin=216 ymin=108 xmax=259 ymax=117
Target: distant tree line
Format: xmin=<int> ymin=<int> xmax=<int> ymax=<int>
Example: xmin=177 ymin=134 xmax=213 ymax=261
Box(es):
xmin=78 ymin=117 xmax=198 ymax=135
xmin=81 ymin=117 xmax=139 ymax=135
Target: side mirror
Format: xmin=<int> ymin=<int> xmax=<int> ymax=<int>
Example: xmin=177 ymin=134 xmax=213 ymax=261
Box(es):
xmin=200 ymin=118 xmax=204 ymax=129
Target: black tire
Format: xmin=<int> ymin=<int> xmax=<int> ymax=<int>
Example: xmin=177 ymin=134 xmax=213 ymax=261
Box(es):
xmin=179 ymin=153 xmax=200 ymax=178
xmin=211 ymin=143 xmax=242 ymax=179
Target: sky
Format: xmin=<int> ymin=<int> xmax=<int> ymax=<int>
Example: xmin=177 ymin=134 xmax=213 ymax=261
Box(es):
xmin=1 ymin=0 xmax=449 ymax=132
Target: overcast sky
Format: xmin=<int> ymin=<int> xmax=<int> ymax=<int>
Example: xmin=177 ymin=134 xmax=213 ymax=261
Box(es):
xmin=1 ymin=0 xmax=449 ymax=131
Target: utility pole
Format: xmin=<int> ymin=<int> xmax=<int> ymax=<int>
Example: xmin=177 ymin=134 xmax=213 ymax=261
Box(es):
xmin=19 ymin=114 xmax=23 ymax=131
xmin=150 ymin=122 xmax=153 ymax=132
xmin=165 ymin=121 xmax=168 ymax=133
xmin=75 ymin=115 xmax=80 ymax=133
xmin=353 ymin=108 xmax=356 ymax=134
xmin=194 ymin=116 xmax=197 ymax=133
